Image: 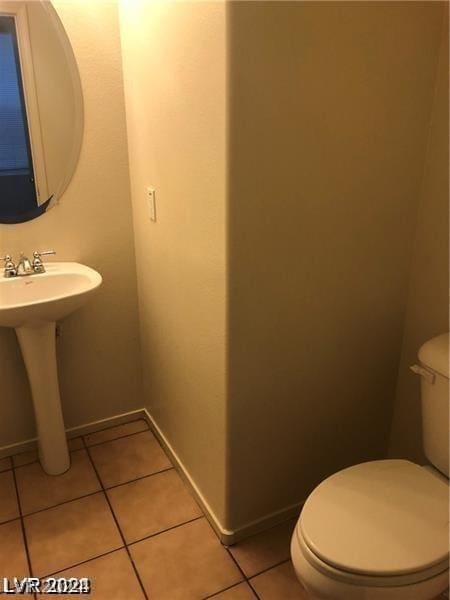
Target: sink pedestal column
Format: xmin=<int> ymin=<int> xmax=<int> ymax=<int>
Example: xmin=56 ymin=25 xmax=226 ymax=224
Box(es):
xmin=16 ymin=322 xmax=70 ymax=475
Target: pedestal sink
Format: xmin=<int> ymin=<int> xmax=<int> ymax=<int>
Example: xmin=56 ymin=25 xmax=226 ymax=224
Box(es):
xmin=0 ymin=263 xmax=102 ymax=475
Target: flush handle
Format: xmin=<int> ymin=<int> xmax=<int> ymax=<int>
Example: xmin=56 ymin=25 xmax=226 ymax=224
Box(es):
xmin=410 ymin=364 xmax=435 ymax=384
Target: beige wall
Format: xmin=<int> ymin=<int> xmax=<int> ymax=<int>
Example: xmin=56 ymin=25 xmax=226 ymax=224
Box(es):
xmin=119 ymin=1 xmax=228 ymax=524
xmin=0 ymin=2 xmax=142 ymax=448
xmin=118 ymin=0 xmax=445 ymax=534
xmin=227 ymin=1 xmax=445 ymax=530
xmin=389 ymin=15 xmax=449 ymax=463
xmin=105 ymin=0 xmax=447 ymax=536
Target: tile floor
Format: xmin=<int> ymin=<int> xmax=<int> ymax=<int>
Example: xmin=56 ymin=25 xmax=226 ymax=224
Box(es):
xmin=0 ymin=420 xmax=447 ymax=599
xmin=0 ymin=419 xmax=307 ymax=599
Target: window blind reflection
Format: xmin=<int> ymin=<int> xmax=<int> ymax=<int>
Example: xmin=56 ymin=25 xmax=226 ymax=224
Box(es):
xmin=0 ymin=16 xmax=32 ymax=175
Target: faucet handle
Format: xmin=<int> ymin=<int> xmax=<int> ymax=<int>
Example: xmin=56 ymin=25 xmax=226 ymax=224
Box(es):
xmin=32 ymin=250 xmax=55 ymax=274
xmin=1 ymin=255 xmax=17 ymax=278
xmin=33 ymin=250 xmax=56 ymax=258
xmin=1 ymin=254 xmax=16 ymax=267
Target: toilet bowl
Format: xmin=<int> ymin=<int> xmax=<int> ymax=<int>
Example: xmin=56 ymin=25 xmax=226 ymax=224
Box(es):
xmin=291 ymin=333 xmax=450 ymax=599
xmin=291 ymin=460 xmax=449 ymax=599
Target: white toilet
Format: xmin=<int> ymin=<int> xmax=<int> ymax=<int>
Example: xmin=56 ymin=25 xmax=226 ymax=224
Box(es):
xmin=291 ymin=333 xmax=449 ymax=600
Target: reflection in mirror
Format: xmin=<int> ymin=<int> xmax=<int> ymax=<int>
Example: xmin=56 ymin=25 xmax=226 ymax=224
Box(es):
xmin=0 ymin=1 xmax=83 ymax=224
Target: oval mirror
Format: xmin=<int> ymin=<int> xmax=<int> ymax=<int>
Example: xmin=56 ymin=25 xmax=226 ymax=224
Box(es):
xmin=0 ymin=1 xmax=83 ymax=224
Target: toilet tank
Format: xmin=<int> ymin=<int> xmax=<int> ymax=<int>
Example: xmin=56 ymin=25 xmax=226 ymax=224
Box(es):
xmin=413 ymin=333 xmax=449 ymax=477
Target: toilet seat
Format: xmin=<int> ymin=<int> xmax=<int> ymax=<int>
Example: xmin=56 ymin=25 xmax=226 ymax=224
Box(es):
xmin=291 ymin=525 xmax=449 ymax=600
xmin=295 ymin=526 xmax=449 ymax=589
xmin=299 ymin=459 xmax=449 ymax=580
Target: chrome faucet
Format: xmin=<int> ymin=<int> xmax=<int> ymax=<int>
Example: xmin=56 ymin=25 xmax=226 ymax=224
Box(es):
xmin=17 ymin=253 xmax=34 ymax=276
xmin=1 ymin=250 xmax=56 ymax=278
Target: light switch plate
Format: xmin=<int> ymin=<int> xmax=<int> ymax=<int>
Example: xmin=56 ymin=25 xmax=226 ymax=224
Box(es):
xmin=146 ymin=187 xmax=156 ymax=221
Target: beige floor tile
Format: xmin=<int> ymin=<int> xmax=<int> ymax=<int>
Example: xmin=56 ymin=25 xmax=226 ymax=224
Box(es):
xmin=250 ymin=561 xmax=308 ymax=599
xmin=16 ymin=449 xmax=101 ymax=515
xmin=211 ymin=582 xmax=257 ymax=599
xmin=0 ymin=470 xmax=19 ymax=524
xmin=229 ymin=519 xmax=296 ymax=577
xmin=37 ymin=550 xmax=144 ymax=599
xmin=130 ymin=518 xmax=243 ymax=599
xmin=0 ymin=520 xmax=29 ymax=580
xmin=89 ymin=430 xmax=171 ymax=488
xmin=108 ymin=469 xmax=202 ymax=543
xmin=13 ymin=449 xmax=38 ymax=468
xmin=84 ymin=420 xmax=148 ymax=446
xmin=0 ymin=457 xmax=12 ymax=472
xmin=24 ymin=493 xmax=123 ymax=576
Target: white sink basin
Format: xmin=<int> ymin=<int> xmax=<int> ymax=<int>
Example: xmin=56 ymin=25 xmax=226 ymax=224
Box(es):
xmin=0 ymin=261 xmax=102 ymax=475
xmin=0 ymin=262 xmax=102 ymax=328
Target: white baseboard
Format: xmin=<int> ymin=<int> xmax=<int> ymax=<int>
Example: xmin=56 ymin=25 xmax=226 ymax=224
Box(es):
xmin=142 ymin=408 xmax=234 ymax=542
xmin=0 ymin=408 xmax=146 ymax=460
xmin=142 ymin=408 xmax=303 ymax=545
xmin=227 ymin=501 xmax=303 ymax=545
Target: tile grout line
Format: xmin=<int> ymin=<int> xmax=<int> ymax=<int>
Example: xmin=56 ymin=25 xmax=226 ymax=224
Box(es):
xmin=82 ymin=437 xmax=150 ymax=600
xmin=21 ymin=489 xmax=101 ymax=519
xmin=104 ymin=465 xmax=174 ymax=491
xmin=202 ymin=546 xmax=296 ymax=600
xmin=10 ymin=466 xmax=35 ymax=593
xmin=202 ymin=580 xmax=256 ymax=600
xmin=40 ymin=546 xmax=126 ymax=580
xmin=81 ymin=417 xmax=149 ymax=442
xmin=248 ymin=557 xmax=291 ymax=580
xmin=223 ymin=546 xmax=263 ymax=600
xmin=126 ymin=515 xmax=205 ymax=548
xmin=83 ymin=425 xmax=150 ymax=449
xmin=221 ymin=548 xmax=294 ymax=600
xmin=246 ymin=578 xmax=262 ymax=600
xmin=0 ymin=515 xmax=23 ymax=527
xmin=224 ymin=546 xmax=247 ymax=582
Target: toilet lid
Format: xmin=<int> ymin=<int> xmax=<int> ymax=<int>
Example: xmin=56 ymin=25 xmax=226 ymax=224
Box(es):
xmin=300 ymin=460 xmax=449 ymax=577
